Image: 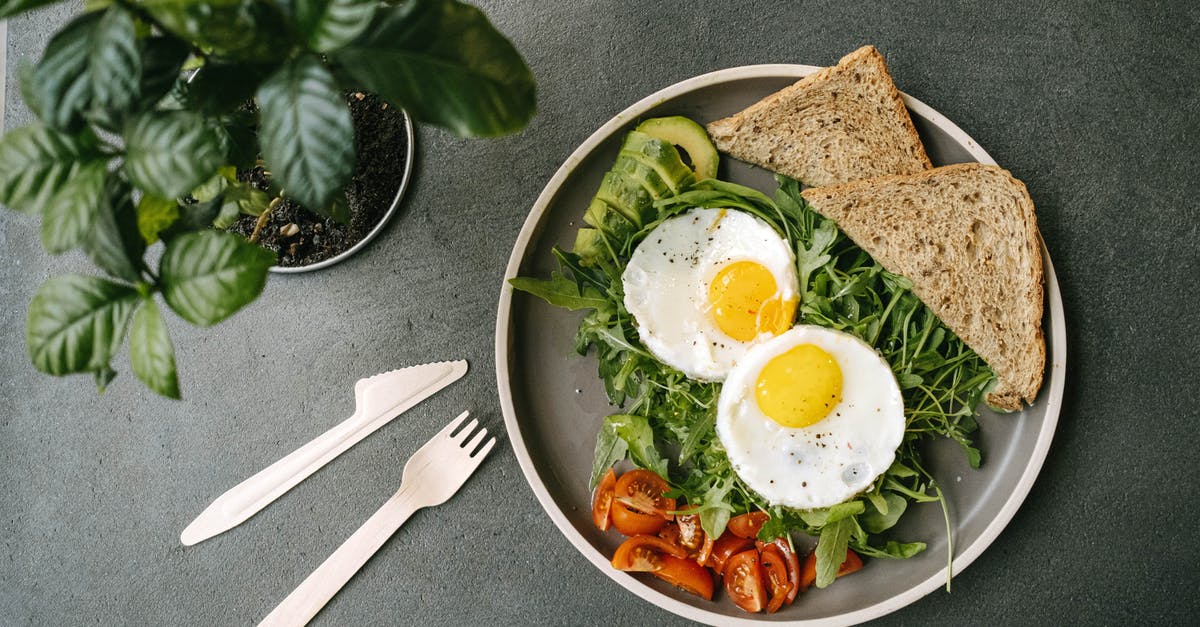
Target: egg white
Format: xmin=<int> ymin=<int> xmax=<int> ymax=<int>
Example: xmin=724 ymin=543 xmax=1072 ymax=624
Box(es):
xmin=622 ymin=208 xmax=798 ymax=381
xmin=716 ymin=325 xmax=905 ymax=509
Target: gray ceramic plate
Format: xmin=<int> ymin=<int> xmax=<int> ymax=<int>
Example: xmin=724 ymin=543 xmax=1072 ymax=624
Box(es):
xmin=495 ymin=65 xmax=1066 ymax=625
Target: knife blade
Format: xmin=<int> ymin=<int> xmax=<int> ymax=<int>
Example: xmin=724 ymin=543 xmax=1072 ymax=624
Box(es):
xmin=180 ymin=360 xmax=468 ymax=546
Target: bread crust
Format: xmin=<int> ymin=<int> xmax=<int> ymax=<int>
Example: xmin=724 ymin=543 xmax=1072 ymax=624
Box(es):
xmin=707 ymin=45 xmax=931 ymax=187
xmin=801 ymin=163 xmax=1045 ymax=409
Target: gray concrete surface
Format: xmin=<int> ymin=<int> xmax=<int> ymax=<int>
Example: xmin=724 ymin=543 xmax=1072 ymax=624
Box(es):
xmin=2 ymin=1 xmax=1198 ymax=625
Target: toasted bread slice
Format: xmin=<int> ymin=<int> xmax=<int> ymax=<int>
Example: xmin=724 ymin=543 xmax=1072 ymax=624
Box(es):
xmin=801 ymin=163 xmax=1044 ymax=410
xmin=707 ymin=45 xmax=931 ymax=187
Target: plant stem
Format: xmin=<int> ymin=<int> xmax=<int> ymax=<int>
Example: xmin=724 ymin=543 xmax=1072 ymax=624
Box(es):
xmin=249 ymin=191 xmax=285 ymax=243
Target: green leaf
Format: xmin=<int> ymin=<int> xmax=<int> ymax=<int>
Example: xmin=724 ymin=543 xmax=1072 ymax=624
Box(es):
xmin=509 ymin=273 xmax=607 ymax=311
xmin=815 ymin=517 xmax=853 ymax=589
xmin=41 ymin=161 xmax=107 ymax=254
xmin=589 ymin=420 xmax=628 ymax=489
xmin=312 ymin=188 xmax=351 ymax=223
xmin=860 ymin=492 xmax=908 ymax=534
xmin=798 ymin=500 xmax=865 ymax=528
xmin=0 ymin=124 xmax=98 ymax=214
xmin=135 ymin=36 xmax=191 ymax=111
xmin=89 ymin=6 xmax=141 ymax=123
xmin=601 ymin=414 xmax=669 ymax=479
xmin=142 ymin=0 xmax=294 ymax=62
xmin=125 ymin=111 xmax=224 ymax=199
xmin=130 ymin=298 xmax=180 ymax=399
xmin=159 ymin=230 xmax=275 ymax=326
xmin=256 ymin=55 xmax=355 ymax=211
xmin=26 ymin=274 xmax=139 ymax=376
xmin=185 ymin=62 xmax=274 ymax=114
xmin=85 ymin=180 xmax=146 ymax=283
xmin=31 ymin=12 xmax=102 ymax=131
xmin=333 ymin=0 xmax=536 ymax=137
xmin=291 ymin=0 xmax=377 ymax=53
xmin=135 ymin=194 xmax=180 ymax=244
xmin=0 ymin=0 xmax=58 ymax=19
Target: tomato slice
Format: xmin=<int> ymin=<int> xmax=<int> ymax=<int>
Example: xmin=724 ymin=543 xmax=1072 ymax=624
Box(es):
xmin=728 ymin=511 xmax=769 ymax=539
xmin=612 ymin=500 xmax=669 ymax=535
xmin=615 ymin=469 xmax=675 ymax=516
xmin=611 ymin=535 xmax=688 ymax=572
xmin=840 ymin=549 xmax=864 ymax=576
xmin=769 ymin=538 xmax=801 ymax=606
xmin=592 ymin=468 xmax=617 ymax=531
xmin=759 ymin=543 xmax=794 ymax=613
xmin=799 ymin=548 xmax=863 ymax=591
xmin=708 ymin=532 xmax=755 ymax=576
xmin=696 ymin=530 xmax=715 ymax=566
xmin=653 ymin=555 xmax=715 ymax=601
xmin=611 ymin=469 xmax=675 ymax=536
xmin=724 ymin=549 xmax=768 ymax=613
xmin=675 ymin=512 xmax=704 ymax=552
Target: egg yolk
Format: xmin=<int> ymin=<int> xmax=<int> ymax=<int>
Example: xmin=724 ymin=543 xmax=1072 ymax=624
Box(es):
xmin=755 ymin=344 xmax=843 ymax=428
xmin=707 ymin=261 xmax=797 ymax=342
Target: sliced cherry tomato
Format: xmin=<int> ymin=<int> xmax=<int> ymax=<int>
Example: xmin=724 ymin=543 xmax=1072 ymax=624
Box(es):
xmin=675 ymin=512 xmax=704 ymax=552
xmin=799 ymin=548 xmax=864 ymax=591
xmin=696 ymin=530 xmax=715 ymax=566
xmin=728 ymin=511 xmax=769 ymax=539
xmin=840 ymin=549 xmax=864 ymax=576
xmin=611 ymin=469 xmax=675 ymax=536
xmin=759 ymin=543 xmax=794 ymax=613
xmin=653 ymin=554 xmax=715 ymax=601
xmin=615 ymin=469 xmax=675 ymax=516
xmin=592 ymin=468 xmax=617 ymax=531
xmin=708 ymin=532 xmax=755 ymax=576
xmin=611 ymin=535 xmax=688 ymax=572
xmin=769 ymin=538 xmax=801 ymax=606
xmin=612 ymin=500 xmax=670 ymax=535
xmin=724 ymin=549 xmax=768 ymax=613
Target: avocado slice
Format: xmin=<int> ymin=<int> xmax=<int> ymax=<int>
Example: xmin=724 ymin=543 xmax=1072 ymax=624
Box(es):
xmin=583 ymin=197 xmax=636 ymax=239
xmin=611 ymin=156 xmax=673 ymax=200
xmin=636 ymin=116 xmax=720 ymax=180
xmin=572 ymin=227 xmax=605 ymax=261
xmin=618 ymin=131 xmax=696 ymax=194
xmin=597 ymin=171 xmax=656 ymax=226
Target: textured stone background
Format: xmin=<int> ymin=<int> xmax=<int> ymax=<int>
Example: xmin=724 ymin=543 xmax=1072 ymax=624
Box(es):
xmin=2 ymin=1 xmax=1198 ymax=624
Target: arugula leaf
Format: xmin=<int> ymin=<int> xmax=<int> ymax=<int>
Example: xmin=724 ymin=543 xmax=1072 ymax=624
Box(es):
xmin=602 ymin=414 xmax=669 ymax=479
xmin=860 ymin=492 xmax=908 ymax=534
xmin=590 ymin=419 xmax=628 ymax=489
xmin=799 ymin=500 xmax=865 ymax=528
xmin=510 ymin=273 xmax=607 ymax=311
xmin=815 ymin=517 xmax=853 ymax=588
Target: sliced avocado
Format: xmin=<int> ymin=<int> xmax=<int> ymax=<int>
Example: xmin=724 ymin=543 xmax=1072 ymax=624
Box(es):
xmin=618 ymin=131 xmax=696 ymax=194
xmin=611 ymin=156 xmax=673 ymax=200
xmin=596 ymin=171 xmax=655 ymax=226
xmin=583 ymin=197 xmax=636 ymax=239
xmin=636 ymin=116 xmax=720 ymax=180
xmin=572 ymin=227 xmax=605 ymax=261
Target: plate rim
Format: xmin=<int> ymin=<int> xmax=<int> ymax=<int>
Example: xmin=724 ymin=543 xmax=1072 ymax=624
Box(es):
xmin=494 ymin=63 xmax=1067 ymax=626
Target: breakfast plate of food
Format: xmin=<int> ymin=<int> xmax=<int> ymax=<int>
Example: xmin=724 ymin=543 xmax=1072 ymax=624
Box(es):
xmin=495 ymin=46 xmax=1066 ymax=625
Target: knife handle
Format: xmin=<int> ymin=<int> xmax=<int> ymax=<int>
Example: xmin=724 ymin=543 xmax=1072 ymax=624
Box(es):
xmin=258 ymin=485 xmax=420 ymax=626
xmin=180 ymin=409 xmax=379 ymax=546
xmin=224 ymin=409 xmax=377 ymax=518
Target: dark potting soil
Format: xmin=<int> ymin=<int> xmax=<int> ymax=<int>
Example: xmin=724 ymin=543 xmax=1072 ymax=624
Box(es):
xmin=226 ymin=93 xmax=409 ymax=268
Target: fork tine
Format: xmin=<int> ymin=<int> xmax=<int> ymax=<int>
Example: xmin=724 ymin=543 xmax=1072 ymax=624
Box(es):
xmin=472 ymin=437 xmax=497 ymax=460
xmin=436 ymin=410 xmax=471 ymax=440
xmin=452 ymin=418 xmax=479 ymax=444
xmin=463 ymin=426 xmax=489 ymax=453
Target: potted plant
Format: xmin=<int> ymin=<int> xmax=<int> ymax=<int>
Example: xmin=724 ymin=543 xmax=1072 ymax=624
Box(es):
xmin=0 ymin=0 xmax=535 ymax=398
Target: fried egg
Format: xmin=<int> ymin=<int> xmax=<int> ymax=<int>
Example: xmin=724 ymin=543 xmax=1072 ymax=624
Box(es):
xmin=716 ymin=325 xmax=905 ymax=509
xmin=622 ymin=208 xmax=799 ymax=381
